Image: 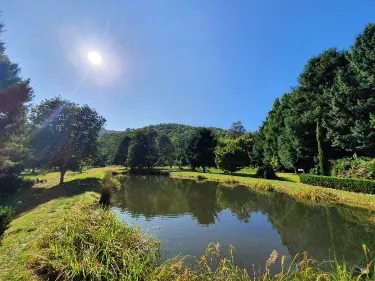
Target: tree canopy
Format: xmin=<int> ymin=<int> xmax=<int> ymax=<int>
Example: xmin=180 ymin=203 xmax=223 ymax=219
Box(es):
xmin=30 ymin=97 xmax=105 ymax=183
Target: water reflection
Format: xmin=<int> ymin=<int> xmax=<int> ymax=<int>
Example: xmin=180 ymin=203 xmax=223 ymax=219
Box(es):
xmin=112 ymin=176 xmax=375 ymax=266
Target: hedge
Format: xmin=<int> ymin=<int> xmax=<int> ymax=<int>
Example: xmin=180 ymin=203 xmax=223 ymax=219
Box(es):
xmin=299 ymin=174 xmax=375 ymax=194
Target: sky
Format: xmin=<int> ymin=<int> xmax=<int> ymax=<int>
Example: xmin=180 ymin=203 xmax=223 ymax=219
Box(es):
xmin=2 ymin=1 xmax=375 ymax=131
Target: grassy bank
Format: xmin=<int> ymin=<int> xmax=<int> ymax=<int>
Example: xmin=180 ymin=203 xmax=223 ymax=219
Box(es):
xmin=0 ymin=167 xmax=121 ymax=279
xmin=168 ymin=170 xmax=375 ymax=214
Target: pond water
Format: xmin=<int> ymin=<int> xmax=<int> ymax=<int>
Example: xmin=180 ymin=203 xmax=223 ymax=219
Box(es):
xmin=111 ymin=176 xmax=375 ymax=271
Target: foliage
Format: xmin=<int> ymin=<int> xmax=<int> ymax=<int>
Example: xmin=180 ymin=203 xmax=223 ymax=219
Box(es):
xmin=215 ymin=136 xmax=251 ymax=173
xmin=256 ymin=164 xmax=277 ymax=179
xmin=126 ymin=129 xmax=158 ymax=170
xmin=316 ymin=121 xmax=329 ymax=175
xmin=99 ymin=173 xmax=121 ymax=206
xmin=300 ymin=174 xmax=375 ymax=194
xmin=32 ymin=208 xmax=159 ymax=281
xmin=156 ymin=134 xmax=174 ymax=167
xmin=30 ymin=97 xmax=105 ymax=183
xmin=113 ymin=135 xmax=131 ymax=166
xmin=227 ymin=121 xmax=246 ymax=139
xmin=0 ymin=173 xmax=34 ymax=193
xmin=0 ymin=22 xmax=34 ymax=188
xmin=96 ymin=132 xmax=126 ymax=166
xmin=331 ymin=157 xmax=375 ymax=180
xmin=187 ymin=128 xmax=217 ymax=173
xmin=0 ymin=206 xmax=14 ymax=235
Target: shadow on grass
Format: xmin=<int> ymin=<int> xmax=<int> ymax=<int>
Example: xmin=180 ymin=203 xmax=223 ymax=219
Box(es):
xmin=5 ymin=178 xmax=101 ymax=216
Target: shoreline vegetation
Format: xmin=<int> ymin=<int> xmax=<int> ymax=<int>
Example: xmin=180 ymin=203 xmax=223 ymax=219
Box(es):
xmin=1 ymin=167 xmax=375 ymax=280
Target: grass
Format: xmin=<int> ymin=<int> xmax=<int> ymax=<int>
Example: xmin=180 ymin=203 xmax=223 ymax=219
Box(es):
xmin=0 ymin=166 xmax=121 ymax=280
xmin=1 ymin=166 xmax=375 ymax=280
xmin=29 ymin=207 xmax=159 ymax=281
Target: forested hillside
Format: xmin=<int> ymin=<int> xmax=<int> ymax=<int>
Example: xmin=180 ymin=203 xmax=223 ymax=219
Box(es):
xmin=97 ymin=123 xmax=229 ymax=167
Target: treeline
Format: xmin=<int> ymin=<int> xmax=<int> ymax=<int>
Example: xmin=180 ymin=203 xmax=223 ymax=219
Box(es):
xmin=97 ymin=122 xmax=256 ymax=173
xmin=258 ymin=23 xmax=375 ymax=174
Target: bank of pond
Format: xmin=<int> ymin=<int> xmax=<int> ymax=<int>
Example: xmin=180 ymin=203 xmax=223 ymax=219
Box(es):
xmin=1 ymin=174 xmax=375 ymax=280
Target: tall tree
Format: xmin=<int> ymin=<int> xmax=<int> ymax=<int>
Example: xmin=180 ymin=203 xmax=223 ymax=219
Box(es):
xmin=156 ymin=134 xmax=174 ymax=168
xmin=228 ymin=121 xmax=246 ymax=139
xmin=215 ymin=136 xmax=251 ymax=173
xmin=30 ymin=97 xmax=105 ymax=184
xmin=0 ymin=22 xmax=34 ymax=175
xmin=187 ymin=128 xmax=217 ymax=173
xmin=327 ymin=24 xmax=375 ymax=157
xmin=114 ymin=135 xmax=131 ymax=166
xmin=126 ymin=129 xmax=158 ymax=170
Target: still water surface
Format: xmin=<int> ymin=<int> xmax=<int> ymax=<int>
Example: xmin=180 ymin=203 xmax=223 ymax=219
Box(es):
xmin=111 ymin=176 xmax=375 ymax=270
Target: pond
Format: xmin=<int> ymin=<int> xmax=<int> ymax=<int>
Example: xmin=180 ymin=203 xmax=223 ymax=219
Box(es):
xmin=111 ymin=176 xmax=375 ymax=271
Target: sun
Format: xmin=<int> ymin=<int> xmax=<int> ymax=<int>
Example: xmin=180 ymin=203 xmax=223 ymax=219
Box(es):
xmin=87 ymin=51 xmax=103 ymax=65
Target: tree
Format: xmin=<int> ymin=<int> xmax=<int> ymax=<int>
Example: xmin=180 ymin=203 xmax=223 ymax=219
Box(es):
xmin=316 ymin=121 xmax=329 ymax=175
xmin=30 ymin=97 xmax=105 ymax=184
xmin=327 ymin=24 xmax=375 ymax=157
xmin=0 ymin=22 xmax=34 ymax=176
xmin=227 ymin=121 xmax=246 ymax=139
xmin=187 ymin=128 xmax=217 ymax=173
xmin=215 ymin=136 xmax=251 ymax=173
xmin=126 ymin=129 xmax=158 ymax=170
xmin=114 ymin=135 xmax=131 ymax=166
xmin=156 ymin=134 xmax=174 ymax=168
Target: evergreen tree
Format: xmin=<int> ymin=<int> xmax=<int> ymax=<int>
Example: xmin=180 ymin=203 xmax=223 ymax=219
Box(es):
xmin=187 ymin=128 xmax=217 ymax=173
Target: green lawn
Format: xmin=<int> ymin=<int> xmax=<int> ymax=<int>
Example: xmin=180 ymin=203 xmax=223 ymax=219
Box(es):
xmin=0 ymin=167 xmax=122 ymax=280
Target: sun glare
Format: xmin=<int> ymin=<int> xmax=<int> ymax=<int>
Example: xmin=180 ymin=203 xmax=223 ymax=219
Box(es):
xmin=87 ymin=51 xmax=103 ymax=65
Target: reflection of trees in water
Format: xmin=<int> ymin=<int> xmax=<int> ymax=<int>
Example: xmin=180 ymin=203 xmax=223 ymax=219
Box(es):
xmin=113 ymin=176 xmax=375 ymax=263
xmin=113 ymin=176 xmax=221 ymax=224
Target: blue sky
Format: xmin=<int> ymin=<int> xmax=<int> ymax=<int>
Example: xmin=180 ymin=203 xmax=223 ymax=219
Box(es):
xmin=2 ymin=1 xmax=375 ymax=131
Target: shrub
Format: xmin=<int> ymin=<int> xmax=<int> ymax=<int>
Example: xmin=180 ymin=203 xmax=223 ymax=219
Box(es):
xmin=330 ymin=157 xmax=375 ymax=179
xmin=0 ymin=206 xmax=15 ymax=235
xmin=300 ymin=174 xmax=375 ymax=194
xmin=99 ymin=173 xmax=121 ymax=206
xmin=256 ymin=164 xmax=277 ymax=179
xmin=0 ymin=174 xmax=34 ymax=193
xmin=31 ymin=208 xmax=160 ymax=281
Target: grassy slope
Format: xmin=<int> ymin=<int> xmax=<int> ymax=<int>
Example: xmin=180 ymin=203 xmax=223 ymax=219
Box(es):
xmin=0 ymin=167 xmax=120 ymax=280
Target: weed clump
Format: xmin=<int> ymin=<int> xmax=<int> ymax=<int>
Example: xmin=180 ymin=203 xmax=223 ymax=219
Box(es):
xmin=99 ymin=173 xmax=121 ymax=206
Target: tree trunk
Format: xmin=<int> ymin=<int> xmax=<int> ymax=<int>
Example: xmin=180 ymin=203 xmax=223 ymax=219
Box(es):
xmin=59 ymin=168 xmax=66 ymax=184
xmin=32 ymin=168 xmax=35 ymax=174
xmin=202 ymin=165 xmax=206 ymax=173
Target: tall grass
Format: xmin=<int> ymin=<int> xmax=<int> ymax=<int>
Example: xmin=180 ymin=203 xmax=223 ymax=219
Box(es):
xmin=99 ymin=173 xmax=121 ymax=206
xmin=29 ymin=208 xmax=159 ymax=281
xmin=29 ymin=207 xmax=375 ymax=281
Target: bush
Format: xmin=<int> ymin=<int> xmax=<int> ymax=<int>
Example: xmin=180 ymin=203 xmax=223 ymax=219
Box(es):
xmin=31 ymin=208 xmax=159 ymax=281
xmin=300 ymin=174 xmax=375 ymax=194
xmin=0 ymin=206 xmax=15 ymax=235
xmin=256 ymin=164 xmax=277 ymax=179
xmin=0 ymin=174 xmax=34 ymax=193
xmin=99 ymin=173 xmax=121 ymax=206
xmin=331 ymin=157 xmax=375 ymax=180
